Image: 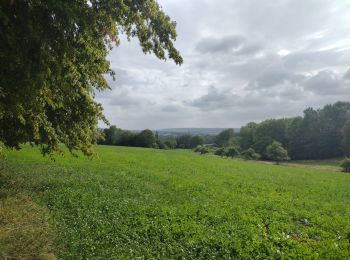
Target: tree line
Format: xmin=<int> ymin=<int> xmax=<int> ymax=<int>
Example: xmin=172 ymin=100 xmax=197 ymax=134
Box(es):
xmin=209 ymin=101 xmax=350 ymax=161
xmin=98 ymin=126 xmax=204 ymax=149
xmin=99 ymin=101 xmax=350 ymax=161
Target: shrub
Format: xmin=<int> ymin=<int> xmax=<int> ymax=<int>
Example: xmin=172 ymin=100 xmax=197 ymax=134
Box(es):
xmin=214 ymin=147 xmax=226 ymax=157
xmin=241 ymin=148 xmax=261 ymax=160
xmin=266 ymin=141 xmax=290 ymax=164
xmin=199 ymin=147 xmax=209 ymax=154
xmin=225 ymin=146 xmax=239 ymax=158
xmin=194 ymin=146 xmax=209 ymax=155
xmin=340 ymin=158 xmax=350 ymax=172
xmin=194 ymin=145 xmax=202 ymax=153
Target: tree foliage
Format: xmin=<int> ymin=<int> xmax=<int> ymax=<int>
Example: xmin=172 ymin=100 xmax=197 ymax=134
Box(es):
xmin=134 ymin=129 xmax=156 ymax=148
xmin=99 ymin=126 xmax=208 ymax=150
xmin=239 ymin=102 xmax=350 ymax=160
xmin=0 ymin=0 xmax=182 ymax=156
xmin=214 ymin=147 xmax=226 ymax=157
xmin=215 ymin=128 xmax=235 ymax=147
xmin=266 ymin=141 xmax=290 ymax=163
xmin=241 ymin=148 xmax=260 ymax=160
xmin=176 ymin=134 xmax=192 ymax=149
xmin=99 ymin=126 xmax=157 ymax=148
xmin=225 ymin=146 xmax=239 ymax=158
xmin=164 ymin=137 xmax=177 ymax=149
xmin=190 ymin=136 xmax=204 ymax=148
xmin=194 ymin=145 xmax=209 ymax=155
xmin=342 ymin=120 xmax=350 ymax=156
xmin=101 ymin=125 xmax=123 ymax=145
xmin=239 ymin=123 xmax=257 ymax=151
xmin=340 ymin=158 xmax=350 ymax=172
xmin=176 ymin=135 xmax=203 ymax=149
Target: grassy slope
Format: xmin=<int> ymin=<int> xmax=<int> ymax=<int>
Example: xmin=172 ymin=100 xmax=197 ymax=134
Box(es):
xmin=1 ymin=145 xmax=350 ymax=258
xmin=290 ymin=159 xmax=343 ymax=167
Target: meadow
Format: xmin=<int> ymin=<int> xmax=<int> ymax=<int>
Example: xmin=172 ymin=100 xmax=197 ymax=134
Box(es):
xmin=1 ymin=145 xmax=350 ymax=258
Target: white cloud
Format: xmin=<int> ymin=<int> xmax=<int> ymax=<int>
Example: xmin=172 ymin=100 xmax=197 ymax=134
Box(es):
xmin=96 ymin=0 xmax=350 ymax=129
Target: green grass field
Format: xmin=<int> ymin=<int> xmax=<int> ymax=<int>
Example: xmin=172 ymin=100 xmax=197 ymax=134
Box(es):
xmin=1 ymin=146 xmax=350 ymax=258
xmin=292 ymin=159 xmax=342 ymax=167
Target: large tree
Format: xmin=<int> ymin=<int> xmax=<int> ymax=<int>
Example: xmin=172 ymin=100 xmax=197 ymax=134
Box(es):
xmin=134 ymin=129 xmax=155 ymax=148
xmin=100 ymin=125 xmax=122 ymax=145
xmin=239 ymin=122 xmax=257 ymax=150
xmin=215 ymin=128 xmax=235 ymax=147
xmin=342 ymin=120 xmax=350 ymax=156
xmin=0 ymin=0 xmax=183 ymax=156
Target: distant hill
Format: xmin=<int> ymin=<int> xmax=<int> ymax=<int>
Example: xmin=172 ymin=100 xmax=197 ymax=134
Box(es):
xmin=156 ymin=128 xmax=240 ymax=136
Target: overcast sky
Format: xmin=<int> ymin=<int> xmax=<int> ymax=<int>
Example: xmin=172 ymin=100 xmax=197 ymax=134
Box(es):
xmin=96 ymin=0 xmax=350 ymax=130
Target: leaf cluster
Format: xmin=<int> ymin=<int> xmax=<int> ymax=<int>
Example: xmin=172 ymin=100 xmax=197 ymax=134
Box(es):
xmin=0 ymin=0 xmax=182 ymax=156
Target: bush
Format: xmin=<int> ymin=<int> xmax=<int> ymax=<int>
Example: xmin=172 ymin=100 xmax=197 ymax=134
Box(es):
xmin=225 ymin=146 xmax=239 ymax=158
xmin=241 ymin=148 xmax=260 ymax=160
xmin=340 ymin=158 xmax=350 ymax=172
xmin=266 ymin=141 xmax=290 ymax=164
xmin=214 ymin=147 xmax=226 ymax=157
xmin=200 ymin=147 xmax=209 ymax=155
xmin=194 ymin=145 xmax=202 ymax=152
xmin=194 ymin=146 xmax=209 ymax=155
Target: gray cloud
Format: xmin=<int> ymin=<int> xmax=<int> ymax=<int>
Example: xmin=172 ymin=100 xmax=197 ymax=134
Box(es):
xmin=196 ymin=35 xmax=245 ymax=54
xmin=196 ymin=35 xmax=263 ymax=57
xmin=283 ymin=49 xmax=350 ymax=71
xmin=161 ymin=104 xmax=182 ymax=113
xmin=96 ymin=0 xmax=350 ymax=129
xmin=236 ymin=42 xmax=263 ymax=56
xmin=186 ymin=86 xmax=237 ymax=110
xmin=106 ymin=88 xmax=139 ymax=108
xmin=304 ymin=70 xmax=349 ymax=95
xmin=343 ymin=68 xmax=350 ymax=79
xmin=246 ymin=66 xmax=304 ymax=90
xmin=186 ymin=86 xmax=279 ymax=111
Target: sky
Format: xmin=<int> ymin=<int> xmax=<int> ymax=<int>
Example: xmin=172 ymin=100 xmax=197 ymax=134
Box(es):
xmin=96 ymin=0 xmax=350 ymax=130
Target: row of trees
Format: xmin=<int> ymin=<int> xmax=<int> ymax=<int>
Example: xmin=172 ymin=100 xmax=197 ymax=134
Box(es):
xmin=212 ymin=101 xmax=350 ymax=161
xmin=240 ymin=101 xmax=350 ymax=160
xmin=98 ymin=126 xmax=204 ymax=149
xmin=99 ymin=126 xmax=156 ymax=148
xmin=202 ymin=135 xmax=288 ymax=163
xmin=99 ymin=101 xmax=349 ymax=162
